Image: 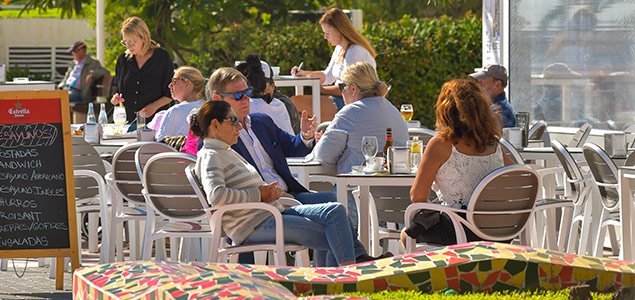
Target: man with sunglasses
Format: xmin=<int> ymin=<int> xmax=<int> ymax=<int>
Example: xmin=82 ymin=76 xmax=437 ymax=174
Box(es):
xmin=205 ymin=68 xmax=389 ymax=264
xmin=207 ymin=68 xmax=329 ymax=204
xmin=57 ymin=41 xmax=109 ymax=102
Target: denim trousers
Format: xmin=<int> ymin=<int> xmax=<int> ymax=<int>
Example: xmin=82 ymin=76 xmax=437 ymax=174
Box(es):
xmin=331 ymin=95 xmax=345 ymax=111
xmin=243 ymin=202 xmax=362 ymax=267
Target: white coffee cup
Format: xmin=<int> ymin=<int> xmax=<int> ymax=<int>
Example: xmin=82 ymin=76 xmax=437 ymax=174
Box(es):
xmin=367 ymin=157 xmax=385 ymax=171
xmin=271 ymin=66 xmax=280 ymax=77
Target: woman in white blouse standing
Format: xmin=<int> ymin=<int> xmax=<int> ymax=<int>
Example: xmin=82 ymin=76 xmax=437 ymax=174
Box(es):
xmin=291 ymin=7 xmax=376 ymax=111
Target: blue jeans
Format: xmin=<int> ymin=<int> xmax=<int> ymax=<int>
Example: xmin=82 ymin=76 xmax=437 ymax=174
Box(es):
xmin=243 ymin=203 xmax=363 ymax=267
xmin=331 ymin=95 xmax=345 ymax=111
xmin=290 ymin=191 xmax=336 ymax=205
xmin=65 ymin=87 xmax=83 ymax=102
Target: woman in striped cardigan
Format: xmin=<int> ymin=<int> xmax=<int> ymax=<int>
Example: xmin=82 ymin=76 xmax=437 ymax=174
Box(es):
xmin=192 ymin=100 xmax=362 ymax=267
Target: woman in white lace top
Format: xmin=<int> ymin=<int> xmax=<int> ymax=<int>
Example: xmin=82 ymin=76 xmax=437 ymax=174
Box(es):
xmin=401 ymin=79 xmax=514 ymax=246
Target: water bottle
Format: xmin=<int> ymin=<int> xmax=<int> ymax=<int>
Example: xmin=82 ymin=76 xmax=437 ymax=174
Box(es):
xmin=98 ymin=103 xmax=108 ymax=124
xmin=86 ymin=103 xmax=97 ymax=124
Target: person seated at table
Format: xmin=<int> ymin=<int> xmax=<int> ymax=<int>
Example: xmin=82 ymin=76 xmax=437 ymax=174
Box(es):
xmin=312 ymin=62 xmax=407 ymax=174
xmin=152 ymin=66 xmax=205 ymax=142
xmin=310 ymin=62 xmax=407 ymax=226
xmin=401 ymin=79 xmax=514 ymax=247
xmin=192 ymin=100 xmax=382 ymax=267
xmin=237 ymin=54 xmax=299 ymax=135
xmin=204 ymin=67 xmax=333 ymax=205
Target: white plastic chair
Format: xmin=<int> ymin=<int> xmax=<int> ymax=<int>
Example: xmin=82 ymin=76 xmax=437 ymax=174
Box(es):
xmin=105 ymin=142 xmax=156 ymax=262
xmin=404 ymin=165 xmax=540 ymax=253
xmin=528 ymin=120 xmax=550 ymax=147
xmin=582 ymin=143 xmax=622 ymax=257
xmin=141 ymin=152 xmax=211 ymax=261
xmin=552 ymin=140 xmax=597 ymax=255
xmin=185 ymin=165 xmax=310 ymax=266
xmin=568 ymin=123 xmax=592 ymax=147
xmin=71 ymin=137 xmax=111 ymax=262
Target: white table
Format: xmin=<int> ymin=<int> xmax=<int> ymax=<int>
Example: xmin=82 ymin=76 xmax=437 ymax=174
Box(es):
xmin=0 ymin=80 xmax=55 ymax=91
xmin=287 ymin=157 xmax=336 ymax=188
xmin=274 ymin=76 xmax=321 ymax=123
xmin=93 ymin=137 xmax=136 ymax=155
xmin=336 ymin=173 xmax=415 ymax=251
xmin=618 ymin=166 xmax=635 ymax=260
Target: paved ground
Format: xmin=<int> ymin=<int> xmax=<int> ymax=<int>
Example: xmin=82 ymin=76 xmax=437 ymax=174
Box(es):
xmin=0 ymin=245 xmax=102 ymax=300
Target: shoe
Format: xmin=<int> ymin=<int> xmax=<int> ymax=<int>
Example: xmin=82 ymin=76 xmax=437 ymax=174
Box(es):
xmin=355 ymin=251 xmax=394 ymax=263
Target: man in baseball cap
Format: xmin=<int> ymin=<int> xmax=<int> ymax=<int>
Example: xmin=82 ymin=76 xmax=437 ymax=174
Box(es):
xmin=469 ymin=64 xmax=516 ymax=128
xmin=58 ymin=41 xmax=109 ymax=102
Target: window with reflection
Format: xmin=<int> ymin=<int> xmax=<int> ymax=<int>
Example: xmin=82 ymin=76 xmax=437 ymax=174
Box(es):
xmin=510 ymin=1 xmax=635 ymax=130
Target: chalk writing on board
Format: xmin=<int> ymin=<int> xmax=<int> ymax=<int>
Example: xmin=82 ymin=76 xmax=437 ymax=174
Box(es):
xmin=0 ymin=123 xmax=58 ymax=148
xmin=0 ymin=120 xmax=69 ymax=250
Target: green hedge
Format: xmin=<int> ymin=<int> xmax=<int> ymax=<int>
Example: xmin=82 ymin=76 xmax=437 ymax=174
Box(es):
xmin=188 ymin=14 xmax=481 ymax=128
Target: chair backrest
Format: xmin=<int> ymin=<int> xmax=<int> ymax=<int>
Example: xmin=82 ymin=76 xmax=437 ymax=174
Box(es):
xmin=111 ymin=142 xmax=158 ymax=205
xmin=316 ymin=121 xmax=331 ymax=135
xmin=369 ymin=186 xmax=411 ymax=224
xmin=142 ymin=152 xmax=205 ymax=220
xmin=499 ymin=138 xmax=524 ymax=164
xmin=528 ymin=120 xmax=548 ymax=141
xmin=72 ymin=137 xmax=107 ymax=201
xmin=185 ymin=164 xmax=211 ymax=211
xmin=626 ymin=151 xmax=635 ymax=167
xmin=568 ymin=123 xmax=592 ymax=147
xmin=466 ymin=165 xmax=539 ymax=240
xmin=582 ymin=143 xmax=620 ymax=210
xmin=552 ymin=140 xmax=586 ymax=205
xmin=408 ymin=127 xmax=436 ymax=145
xmin=135 ymin=142 xmax=177 ymax=179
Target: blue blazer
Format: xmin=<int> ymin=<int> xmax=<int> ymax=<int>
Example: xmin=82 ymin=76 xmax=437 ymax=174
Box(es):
xmin=233 ymin=113 xmax=311 ymax=193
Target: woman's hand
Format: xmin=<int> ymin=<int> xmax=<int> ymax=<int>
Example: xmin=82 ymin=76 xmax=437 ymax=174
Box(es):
xmin=139 ymin=102 xmax=159 ymax=118
xmin=110 ymin=93 xmax=123 ymax=106
xmin=259 ymin=181 xmax=284 ymax=203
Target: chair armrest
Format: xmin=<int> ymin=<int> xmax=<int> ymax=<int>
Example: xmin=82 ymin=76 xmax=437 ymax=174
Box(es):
xmin=204 ymin=202 xmax=285 ymax=245
xmin=404 ymin=202 xmax=469 ymax=252
xmin=75 ymin=169 xmax=109 ymax=206
xmin=278 ymin=197 xmax=302 ymax=207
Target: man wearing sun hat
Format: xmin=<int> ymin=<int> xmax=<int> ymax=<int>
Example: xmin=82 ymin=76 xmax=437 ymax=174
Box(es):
xmin=58 ymin=41 xmax=109 ymax=102
xmin=469 ymin=64 xmax=516 ymax=128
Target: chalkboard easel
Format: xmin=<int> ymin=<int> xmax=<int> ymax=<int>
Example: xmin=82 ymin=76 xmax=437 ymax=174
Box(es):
xmin=0 ymin=90 xmax=79 ymax=290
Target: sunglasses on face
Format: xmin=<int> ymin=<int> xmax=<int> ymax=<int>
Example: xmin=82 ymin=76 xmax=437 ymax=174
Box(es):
xmin=171 ymin=77 xmax=187 ymax=85
xmin=120 ymin=40 xmax=137 ymax=47
xmin=223 ymin=115 xmax=241 ymax=127
xmin=338 ymin=82 xmax=349 ymax=92
xmin=217 ymin=87 xmax=253 ymax=101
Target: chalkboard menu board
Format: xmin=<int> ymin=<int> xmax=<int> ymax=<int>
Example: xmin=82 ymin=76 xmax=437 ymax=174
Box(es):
xmin=0 ymin=91 xmax=78 ymax=286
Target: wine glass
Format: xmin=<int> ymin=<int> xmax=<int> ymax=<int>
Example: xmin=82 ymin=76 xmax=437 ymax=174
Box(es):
xmin=361 ymin=136 xmax=378 ymax=167
xmin=400 ymin=104 xmax=413 ymax=122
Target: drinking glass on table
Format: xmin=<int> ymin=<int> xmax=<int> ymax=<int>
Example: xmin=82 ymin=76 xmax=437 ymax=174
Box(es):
xmin=113 ymin=105 xmax=127 ymax=126
xmin=400 ymin=104 xmax=413 ymax=122
xmin=361 ymin=136 xmax=378 ymax=167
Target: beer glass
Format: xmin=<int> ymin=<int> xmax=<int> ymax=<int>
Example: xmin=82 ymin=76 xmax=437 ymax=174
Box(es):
xmin=400 ymin=104 xmax=413 ymax=122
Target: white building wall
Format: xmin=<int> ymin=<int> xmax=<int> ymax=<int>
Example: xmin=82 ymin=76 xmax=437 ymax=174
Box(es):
xmin=0 ymin=18 xmax=93 ymax=64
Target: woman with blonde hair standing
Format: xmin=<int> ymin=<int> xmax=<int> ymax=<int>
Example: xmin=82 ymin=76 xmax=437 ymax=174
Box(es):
xmin=110 ymin=16 xmax=174 ymax=125
xmin=291 ymin=8 xmax=376 ymax=110
xmin=401 ymin=79 xmax=514 ymax=247
xmin=153 ymin=66 xmax=205 ymax=142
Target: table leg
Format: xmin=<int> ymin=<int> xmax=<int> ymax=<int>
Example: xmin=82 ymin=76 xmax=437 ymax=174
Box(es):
xmin=336 ymin=178 xmax=347 ymax=211
xmin=619 ymin=169 xmax=633 ymax=260
xmin=311 ymin=81 xmax=321 ymax=124
xmin=359 ymin=185 xmax=370 ymax=251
